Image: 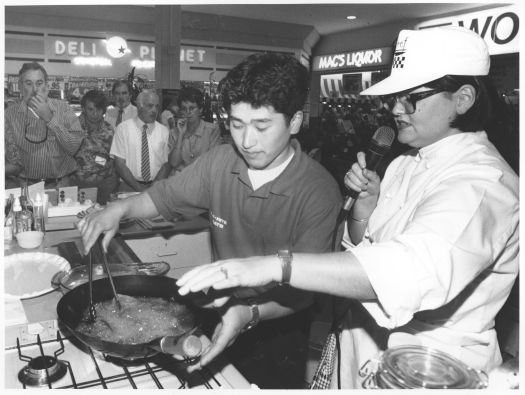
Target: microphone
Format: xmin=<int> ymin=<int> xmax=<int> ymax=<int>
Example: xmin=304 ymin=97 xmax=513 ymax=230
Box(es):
xmin=342 ymin=126 xmax=395 ymax=212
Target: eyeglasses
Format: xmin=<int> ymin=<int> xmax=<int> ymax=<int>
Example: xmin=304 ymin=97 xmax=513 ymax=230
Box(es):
xmin=180 ymin=105 xmax=199 ymax=114
xmin=24 ymin=106 xmax=48 ymax=144
xmin=382 ymin=89 xmax=443 ymax=114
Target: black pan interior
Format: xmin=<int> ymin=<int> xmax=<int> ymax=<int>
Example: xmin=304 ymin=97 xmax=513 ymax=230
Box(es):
xmin=57 ymin=275 xmax=218 ymax=359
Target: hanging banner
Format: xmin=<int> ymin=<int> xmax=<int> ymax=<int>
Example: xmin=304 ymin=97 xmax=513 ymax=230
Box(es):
xmin=415 ymin=5 xmax=519 ymax=55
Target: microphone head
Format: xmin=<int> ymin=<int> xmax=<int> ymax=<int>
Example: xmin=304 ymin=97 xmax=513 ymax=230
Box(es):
xmin=372 ymin=126 xmax=396 ymax=148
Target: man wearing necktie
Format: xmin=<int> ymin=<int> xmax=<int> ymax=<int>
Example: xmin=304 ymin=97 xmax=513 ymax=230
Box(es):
xmin=110 ymin=90 xmax=172 ymax=192
xmin=104 ymin=80 xmax=137 ymax=128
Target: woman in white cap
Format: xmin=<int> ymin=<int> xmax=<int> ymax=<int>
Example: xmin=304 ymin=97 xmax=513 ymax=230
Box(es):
xmin=176 ymin=27 xmax=519 ymax=388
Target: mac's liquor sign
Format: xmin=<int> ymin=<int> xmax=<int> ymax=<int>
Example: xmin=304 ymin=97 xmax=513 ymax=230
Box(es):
xmin=313 ymin=5 xmax=518 ymax=73
xmin=416 ymin=5 xmax=519 ymax=55
xmin=313 ymin=47 xmax=392 ymax=72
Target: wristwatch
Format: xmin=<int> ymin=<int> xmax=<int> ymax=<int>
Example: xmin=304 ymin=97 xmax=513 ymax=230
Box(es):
xmin=277 ymin=249 xmax=293 ymax=285
xmin=241 ymin=299 xmax=260 ymax=333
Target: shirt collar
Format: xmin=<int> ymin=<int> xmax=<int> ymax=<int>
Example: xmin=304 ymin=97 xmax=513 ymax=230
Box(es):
xmin=119 ymin=102 xmax=133 ymax=113
xmin=135 ymin=118 xmax=154 ymax=133
xmin=231 ymin=139 xmax=302 ymax=197
xmin=419 ymin=132 xmax=483 ymax=161
xmin=186 ymin=119 xmax=205 ymax=138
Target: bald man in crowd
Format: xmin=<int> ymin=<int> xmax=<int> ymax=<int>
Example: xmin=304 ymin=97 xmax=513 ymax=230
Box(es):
xmin=110 ymin=90 xmax=173 ymax=192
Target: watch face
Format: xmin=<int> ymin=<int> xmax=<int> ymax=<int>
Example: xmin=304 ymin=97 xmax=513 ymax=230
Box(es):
xmin=278 ymin=249 xmax=292 ymax=258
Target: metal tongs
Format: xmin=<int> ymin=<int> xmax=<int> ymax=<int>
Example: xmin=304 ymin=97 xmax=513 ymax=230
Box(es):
xmin=98 ymin=238 xmax=121 ymax=311
xmin=87 ymin=247 xmax=97 ymax=321
xmin=86 ymin=239 xmax=121 ymax=322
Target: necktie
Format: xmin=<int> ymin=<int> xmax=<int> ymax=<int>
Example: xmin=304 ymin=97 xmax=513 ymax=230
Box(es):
xmin=141 ymin=124 xmax=151 ymax=181
xmin=116 ymin=108 xmax=124 ymax=126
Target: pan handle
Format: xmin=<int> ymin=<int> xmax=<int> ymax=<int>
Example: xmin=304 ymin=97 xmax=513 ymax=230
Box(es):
xmin=153 ymin=328 xmax=203 ymax=361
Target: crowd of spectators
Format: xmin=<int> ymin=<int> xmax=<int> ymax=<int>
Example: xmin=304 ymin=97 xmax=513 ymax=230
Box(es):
xmin=4 ymin=62 xmax=222 ymax=204
xmin=5 ymin=62 xmax=519 ymax=203
xmin=297 ymin=98 xmax=406 ymax=193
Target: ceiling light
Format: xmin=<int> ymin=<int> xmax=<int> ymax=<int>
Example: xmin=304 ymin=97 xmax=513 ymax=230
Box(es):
xmin=346 ymin=16 xmax=357 ymax=20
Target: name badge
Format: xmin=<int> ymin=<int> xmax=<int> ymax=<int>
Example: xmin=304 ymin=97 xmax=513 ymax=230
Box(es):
xmin=94 ymin=155 xmax=107 ymax=166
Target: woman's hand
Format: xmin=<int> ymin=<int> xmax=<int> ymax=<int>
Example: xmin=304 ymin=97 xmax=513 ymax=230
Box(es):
xmin=176 ymin=118 xmax=187 ymax=136
xmin=344 ymin=151 xmax=381 ymax=213
xmin=177 ymin=255 xmax=281 ymax=297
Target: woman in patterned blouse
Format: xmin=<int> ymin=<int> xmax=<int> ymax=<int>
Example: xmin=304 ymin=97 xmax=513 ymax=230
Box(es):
xmin=71 ymin=90 xmax=118 ymax=204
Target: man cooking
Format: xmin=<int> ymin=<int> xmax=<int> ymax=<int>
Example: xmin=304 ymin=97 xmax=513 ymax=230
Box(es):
xmin=78 ymin=53 xmax=342 ymax=388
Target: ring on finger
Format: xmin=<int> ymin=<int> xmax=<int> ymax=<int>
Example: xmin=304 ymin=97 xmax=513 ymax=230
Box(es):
xmin=220 ymin=266 xmax=229 ymax=279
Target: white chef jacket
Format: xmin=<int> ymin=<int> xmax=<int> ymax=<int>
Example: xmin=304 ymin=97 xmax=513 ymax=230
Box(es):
xmin=110 ymin=118 xmax=172 ymax=181
xmin=335 ymin=131 xmax=519 ymax=388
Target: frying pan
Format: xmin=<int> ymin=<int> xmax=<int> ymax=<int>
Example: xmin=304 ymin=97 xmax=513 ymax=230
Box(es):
xmin=57 ymin=275 xmax=218 ymax=360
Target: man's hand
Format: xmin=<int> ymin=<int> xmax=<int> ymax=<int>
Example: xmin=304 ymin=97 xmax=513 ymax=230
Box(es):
xmin=76 ymin=203 xmax=125 ymax=254
xmin=28 ymin=92 xmax=53 ymax=123
xmin=187 ymin=302 xmax=251 ymax=373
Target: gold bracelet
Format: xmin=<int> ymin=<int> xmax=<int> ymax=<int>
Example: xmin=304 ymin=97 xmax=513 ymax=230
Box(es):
xmin=351 ymin=216 xmax=369 ymax=222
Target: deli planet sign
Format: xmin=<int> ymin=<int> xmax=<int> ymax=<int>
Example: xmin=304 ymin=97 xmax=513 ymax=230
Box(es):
xmin=313 ymin=47 xmax=392 ymax=72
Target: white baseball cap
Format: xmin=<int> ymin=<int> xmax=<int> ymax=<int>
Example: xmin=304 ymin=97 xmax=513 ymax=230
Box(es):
xmin=361 ymin=26 xmax=490 ymax=96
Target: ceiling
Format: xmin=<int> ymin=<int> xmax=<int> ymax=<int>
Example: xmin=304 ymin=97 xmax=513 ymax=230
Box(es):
xmin=180 ymin=2 xmax=502 ymax=36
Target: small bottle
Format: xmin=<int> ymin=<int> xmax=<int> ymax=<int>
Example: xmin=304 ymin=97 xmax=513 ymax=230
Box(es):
xmin=15 ymin=196 xmax=33 ymax=233
xmin=33 ymin=193 xmax=46 ymax=233
xmin=20 ymin=185 xmax=34 ymax=217
xmin=13 ymin=197 xmax=23 ymax=234
xmin=4 ymin=196 xmax=15 ymax=242
xmin=159 ymin=333 xmax=202 ymax=360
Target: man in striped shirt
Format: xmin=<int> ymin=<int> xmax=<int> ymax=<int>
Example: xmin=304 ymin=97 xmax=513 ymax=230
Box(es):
xmin=4 ymin=62 xmax=85 ymax=188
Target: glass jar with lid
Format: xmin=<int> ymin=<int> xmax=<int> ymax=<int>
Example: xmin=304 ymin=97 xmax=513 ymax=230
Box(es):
xmin=359 ymin=345 xmax=488 ymax=389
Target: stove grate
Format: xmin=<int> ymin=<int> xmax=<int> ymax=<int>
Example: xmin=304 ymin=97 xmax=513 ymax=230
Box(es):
xmin=14 ymin=331 xmax=223 ymax=389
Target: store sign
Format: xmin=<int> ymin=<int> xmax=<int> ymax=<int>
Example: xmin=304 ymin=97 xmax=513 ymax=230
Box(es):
xmin=55 ymin=39 xmax=98 ymax=57
xmin=180 ymin=48 xmax=206 ymax=63
xmin=139 ymin=45 xmax=155 ymax=60
xmin=415 ymin=5 xmax=519 ymax=55
xmin=313 ymin=47 xmax=392 ymax=72
xmin=48 ymin=37 xmax=155 ymax=61
xmin=49 ymin=36 xmax=209 ymax=64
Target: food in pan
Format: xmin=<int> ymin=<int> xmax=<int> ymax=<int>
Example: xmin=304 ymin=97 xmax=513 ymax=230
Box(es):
xmin=76 ymin=294 xmax=195 ymax=344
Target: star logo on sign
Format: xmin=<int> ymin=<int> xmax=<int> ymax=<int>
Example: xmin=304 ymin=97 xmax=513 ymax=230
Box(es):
xmin=118 ymin=46 xmax=126 ymax=54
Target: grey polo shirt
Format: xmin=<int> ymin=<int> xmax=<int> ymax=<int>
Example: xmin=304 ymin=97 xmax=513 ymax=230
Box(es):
xmin=147 ymin=139 xmax=342 ymax=260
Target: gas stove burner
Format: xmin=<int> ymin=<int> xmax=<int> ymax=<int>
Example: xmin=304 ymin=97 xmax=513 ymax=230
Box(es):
xmin=18 ymin=355 xmax=68 ymax=387
xmin=104 ymin=354 xmax=151 ymax=367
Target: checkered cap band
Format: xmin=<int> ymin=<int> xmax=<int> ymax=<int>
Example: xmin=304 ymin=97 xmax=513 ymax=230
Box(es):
xmin=392 ymin=55 xmax=405 ymax=69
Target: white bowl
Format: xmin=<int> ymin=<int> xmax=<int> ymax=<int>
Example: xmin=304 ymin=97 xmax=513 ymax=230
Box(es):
xmin=15 ymin=231 xmax=44 ymax=249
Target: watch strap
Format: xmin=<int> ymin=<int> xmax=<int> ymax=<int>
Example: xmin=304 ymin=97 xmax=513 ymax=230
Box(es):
xmin=277 ymin=249 xmax=293 ymax=285
xmin=241 ymin=300 xmax=260 ymax=333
